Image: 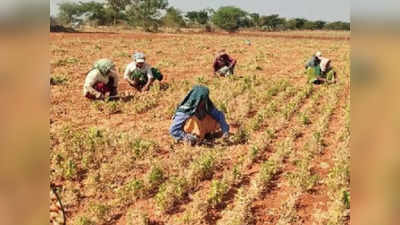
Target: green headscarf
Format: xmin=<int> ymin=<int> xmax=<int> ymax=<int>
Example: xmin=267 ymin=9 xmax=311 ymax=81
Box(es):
xmin=176 ymin=85 xmax=216 ymax=117
xmin=93 ymin=59 xmax=115 ymax=76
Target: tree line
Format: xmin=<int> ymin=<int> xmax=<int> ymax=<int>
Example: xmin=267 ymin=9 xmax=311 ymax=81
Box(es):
xmin=52 ymin=0 xmax=350 ymax=32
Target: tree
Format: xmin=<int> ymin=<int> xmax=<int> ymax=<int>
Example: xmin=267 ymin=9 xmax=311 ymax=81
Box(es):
xmin=162 ymin=7 xmax=185 ymax=28
xmin=125 ymin=0 xmax=168 ymax=32
xmin=185 ymin=10 xmax=209 ymax=25
xmin=106 ymin=0 xmax=130 ymax=25
xmin=57 ymin=2 xmax=80 ymax=24
xmin=314 ymin=20 xmax=326 ymax=30
xmin=260 ymin=14 xmax=286 ymax=31
xmin=212 ymin=6 xmax=247 ymax=32
xmin=324 ymin=21 xmax=350 ymax=30
xmin=249 ymin=13 xmax=260 ymax=27
xmin=286 ymin=18 xmax=307 ymax=30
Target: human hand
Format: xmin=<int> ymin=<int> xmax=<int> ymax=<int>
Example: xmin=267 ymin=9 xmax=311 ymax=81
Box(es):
xmin=184 ymin=134 xmax=198 ymax=146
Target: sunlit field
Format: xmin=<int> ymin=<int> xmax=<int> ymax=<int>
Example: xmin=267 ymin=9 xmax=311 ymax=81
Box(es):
xmin=50 ymin=30 xmax=350 ymax=225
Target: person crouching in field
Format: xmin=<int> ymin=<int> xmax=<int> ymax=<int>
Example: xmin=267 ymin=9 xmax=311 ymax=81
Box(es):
xmin=169 ymin=85 xmax=230 ymax=145
xmin=213 ymin=49 xmax=237 ymax=77
xmin=83 ymin=59 xmax=118 ymax=100
xmin=124 ymin=52 xmax=163 ymax=92
xmin=305 ymin=51 xmax=336 ymax=84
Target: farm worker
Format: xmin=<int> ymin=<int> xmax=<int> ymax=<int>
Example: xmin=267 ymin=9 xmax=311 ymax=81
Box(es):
xmin=169 ymin=85 xmax=230 ymax=145
xmin=124 ymin=52 xmax=163 ymax=92
xmin=305 ymin=51 xmax=322 ymax=69
xmin=319 ymin=56 xmax=336 ymax=83
xmin=213 ymin=49 xmax=237 ymax=77
xmin=305 ymin=52 xmax=336 ymax=84
xmin=83 ymin=58 xmax=118 ymax=99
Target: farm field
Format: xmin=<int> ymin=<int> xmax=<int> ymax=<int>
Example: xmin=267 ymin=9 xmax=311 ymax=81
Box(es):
xmin=50 ymin=30 xmax=350 ymax=225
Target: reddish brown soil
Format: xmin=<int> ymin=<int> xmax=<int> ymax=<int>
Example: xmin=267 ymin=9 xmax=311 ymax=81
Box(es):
xmin=50 ymin=30 xmax=350 ymax=225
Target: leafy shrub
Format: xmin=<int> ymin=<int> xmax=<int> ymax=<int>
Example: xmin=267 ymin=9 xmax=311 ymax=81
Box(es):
xmin=212 ymin=6 xmax=247 ymax=32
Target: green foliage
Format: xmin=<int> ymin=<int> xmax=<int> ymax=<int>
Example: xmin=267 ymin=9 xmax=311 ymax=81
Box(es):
xmin=232 ymin=127 xmax=249 ymax=144
xmin=208 ymin=179 xmax=228 ymax=207
xmin=258 ymin=160 xmax=277 ymax=185
xmin=324 ymin=21 xmax=350 ymax=30
xmin=53 ymin=57 xmax=79 ymax=67
xmin=260 ymin=14 xmax=287 ymax=31
xmin=129 ymin=138 xmax=159 ymax=160
xmin=126 ymin=209 xmax=150 ymax=225
xmin=185 ymin=10 xmax=209 ymax=25
xmin=75 ymin=216 xmax=95 ymax=225
xmin=57 ymin=2 xmax=80 ymax=24
xmin=50 ymin=75 xmax=68 ymax=85
xmin=88 ymin=202 xmax=111 ymax=222
xmin=125 ymin=0 xmax=168 ymax=32
xmin=299 ymin=112 xmax=311 ymax=125
xmin=147 ymin=165 xmax=165 ymax=190
xmin=212 ymin=6 xmax=247 ymax=32
xmin=342 ymin=190 xmax=350 ymax=209
xmin=162 ymin=7 xmax=186 ymax=28
xmin=155 ymin=177 xmax=188 ymax=212
xmin=189 ymin=152 xmax=217 ymax=183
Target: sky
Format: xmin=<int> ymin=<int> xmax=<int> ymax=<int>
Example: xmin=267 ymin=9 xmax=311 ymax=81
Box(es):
xmin=50 ymin=0 xmax=350 ymax=22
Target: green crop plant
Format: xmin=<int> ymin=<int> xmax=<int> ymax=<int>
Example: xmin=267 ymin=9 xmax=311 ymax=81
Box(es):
xmin=129 ymin=138 xmax=159 ymax=160
xmin=155 ymin=177 xmax=188 ymax=213
xmin=146 ymin=165 xmax=165 ymax=191
xmin=53 ymin=57 xmax=79 ymax=67
xmin=64 ymin=159 xmax=77 ymax=180
xmin=74 ymin=216 xmax=94 ymax=225
xmin=250 ymin=111 xmax=265 ymax=131
xmin=187 ymin=152 xmax=217 ymax=187
xmin=232 ymin=126 xmax=249 ymax=144
xmin=208 ymin=179 xmax=229 ymax=208
xmin=104 ymin=100 xmax=122 ymax=114
xmin=247 ymin=145 xmax=260 ymax=163
xmin=88 ymin=202 xmax=111 ymax=223
xmin=126 ymin=209 xmax=150 ymax=225
xmin=299 ymin=112 xmax=311 ymax=125
xmin=117 ymin=178 xmax=146 ymax=203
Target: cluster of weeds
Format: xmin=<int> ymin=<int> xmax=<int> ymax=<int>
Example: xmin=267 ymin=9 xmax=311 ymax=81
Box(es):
xmin=93 ymin=100 xmax=122 ymax=114
xmin=53 ymin=57 xmax=79 ymax=67
xmin=50 ymin=75 xmax=68 ymax=85
xmin=247 ymin=145 xmax=260 ymax=163
xmin=146 ymin=164 xmax=165 ymax=191
xmin=73 ymin=216 xmax=94 ymax=225
xmin=134 ymin=97 xmax=158 ymax=114
xmin=231 ymin=126 xmax=249 ymax=144
xmin=87 ymin=202 xmax=112 ymax=224
xmin=129 ymin=138 xmax=160 ymax=160
xmin=249 ymin=111 xmax=265 ymax=131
